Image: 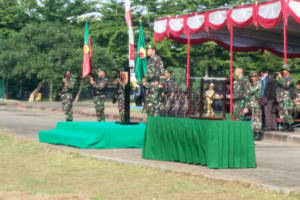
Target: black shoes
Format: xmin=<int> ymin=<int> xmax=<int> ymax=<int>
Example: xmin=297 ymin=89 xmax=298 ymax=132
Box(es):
xmin=286 ymin=124 xmax=294 ymax=132
xmin=254 ymin=131 xmax=264 ymax=141
xmin=281 ymin=123 xmax=294 ymax=132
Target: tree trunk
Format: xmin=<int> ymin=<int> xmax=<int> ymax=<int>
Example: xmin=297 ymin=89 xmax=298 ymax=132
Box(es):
xmin=49 ymin=81 xmax=53 ymax=102
xmin=74 ymin=80 xmax=83 ymax=103
xmin=28 ymin=80 xmax=45 ymax=102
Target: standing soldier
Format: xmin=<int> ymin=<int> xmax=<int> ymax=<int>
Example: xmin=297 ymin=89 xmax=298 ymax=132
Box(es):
xmin=115 ymin=71 xmax=126 ymax=121
xmin=276 ymin=64 xmax=295 ymax=132
xmin=60 ymin=69 xmax=76 ymax=121
xmin=233 ymin=65 xmax=250 ymax=121
xmin=90 ymin=68 xmax=108 ymax=121
xmin=145 ymin=44 xmax=165 ymax=116
xmin=161 ymin=70 xmax=175 ymax=116
xmin=275 ymin=72 xmax=285 ymax=130
xmin=294 ymin=80 xmax=300 ymax=119
xmin=244 ymin=71 xmax=263 ymax=141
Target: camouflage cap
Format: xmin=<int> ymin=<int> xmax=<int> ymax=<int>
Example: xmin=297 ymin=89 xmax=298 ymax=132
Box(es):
xmin=96 ymin=66 xmax=104 ymax=72
xmin=146 ymin=44 xmax=156 ymax=50
xmin=63 ymin=66 xmax=71 ymax=71
xmin=282 ymin=64 xmax=291 ymax=72
xmin=235 ymin=64 xmax=244 ymax=69
xmin=248 ymin=71 xmax=259 ymax=77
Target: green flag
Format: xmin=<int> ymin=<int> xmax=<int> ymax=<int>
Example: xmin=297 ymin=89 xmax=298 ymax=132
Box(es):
xmin=135 ymin=23 xmax=147 ymax=82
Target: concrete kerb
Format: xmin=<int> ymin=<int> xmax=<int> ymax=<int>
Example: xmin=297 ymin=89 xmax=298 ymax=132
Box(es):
xmin=264 ymin=131 xmax=300 ymax=145
xmin=4 ymin=103 xmax=145 ymax=122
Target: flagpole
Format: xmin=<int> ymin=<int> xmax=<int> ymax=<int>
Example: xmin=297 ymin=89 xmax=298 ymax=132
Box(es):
xmin=117 ymin=0 xmax=138 ymax=125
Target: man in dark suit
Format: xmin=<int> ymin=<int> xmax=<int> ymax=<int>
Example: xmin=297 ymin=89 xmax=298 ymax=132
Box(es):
xmin=260 ymin=68 xmax=277 ymax=131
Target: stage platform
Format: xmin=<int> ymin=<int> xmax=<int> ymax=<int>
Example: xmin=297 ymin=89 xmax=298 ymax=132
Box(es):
xmin=142 ymin=116 xmax=256 ymax=169
xmin=39 ymin=122 xmax=145 ymax=149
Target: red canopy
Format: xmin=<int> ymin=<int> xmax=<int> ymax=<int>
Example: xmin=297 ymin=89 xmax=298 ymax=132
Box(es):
xmin=154 ymin=0 xmax=300 ymax=57
xmin=153 ymin=0 xmax=300 ymax=118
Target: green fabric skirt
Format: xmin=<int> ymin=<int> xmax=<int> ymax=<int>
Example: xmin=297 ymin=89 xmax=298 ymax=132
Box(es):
xmin=142 ymin=116 xmax=256 ymax=169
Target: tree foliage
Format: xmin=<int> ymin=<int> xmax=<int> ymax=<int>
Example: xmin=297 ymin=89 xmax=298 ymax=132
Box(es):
xmin=0 ymin=0 xmax=299 ymax=99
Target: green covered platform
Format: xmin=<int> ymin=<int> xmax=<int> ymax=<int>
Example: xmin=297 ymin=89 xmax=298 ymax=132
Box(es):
xmin=142 ymin=116 xmax=256 ymax=169
xmin=39 ymin=122 xmax=146 ymax=149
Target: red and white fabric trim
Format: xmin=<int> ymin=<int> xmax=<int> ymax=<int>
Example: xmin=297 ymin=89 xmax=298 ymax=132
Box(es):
xmin=257 ymin=0 xmax=282 ymax=29
xmin=207 ymin=10 xmax=228 ymax=30
xmin=186 ymin=14 xmax=205 ymax=33
xmin=228 ymin=5 xmax=254 ymax=28
xmin=153 ymin=0 xmax=300 ymax=57
xmin=168 ymin=17 xmax=185 ymax=37
xmin=289 ymin=0 xmax=300 ymax=23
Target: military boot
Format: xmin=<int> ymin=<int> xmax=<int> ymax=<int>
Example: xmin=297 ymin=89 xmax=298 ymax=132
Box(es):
xmin=253 ymin=131 xmax=257 ymax=140
xmin=254 ymin=131 xmax=264 ymax=141
xmin=286 ymin=124 xmax=295 ymax=132
xmin=281 ymin=123 xmax=288 ymax=131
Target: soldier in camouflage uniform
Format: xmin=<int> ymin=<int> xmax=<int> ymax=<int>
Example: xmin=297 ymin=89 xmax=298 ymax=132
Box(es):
xmin=276 ymin=64 xmax=295 ymax=132
xmin=244 ymin=71 xmax=263 ymax=140
xmin=161 ymin=70 xmax=175 ymax=116
xmin=60 ymin=70 xmax=76 ymax=121
xmin=90 ymin=68 xmax=108 ymax=121
xmin=275 ymin=81 xmax=285 ymax=130
xmin=294 ymin=80 xmax=300 ymax=118
xmin=168 ymin=86 xmax=179 ymax=117
xmin=145 ymin=44 xmax=165 ymax=116
xmin=233 ymin=65 xmax=250 ymax=121
xmin=178 ymin=90 xmax=189 ymax=117
xmin=115 ymin=72 xmax=126 ymax=121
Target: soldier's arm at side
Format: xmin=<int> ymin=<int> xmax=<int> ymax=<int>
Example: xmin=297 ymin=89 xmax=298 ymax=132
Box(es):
xmin=243 ymin=80 xmax=251 ymax=105
xmin=278 ymin=77 xmax=293 ymax=89
xmin=158 ymin=59 xmax=166 ymax=85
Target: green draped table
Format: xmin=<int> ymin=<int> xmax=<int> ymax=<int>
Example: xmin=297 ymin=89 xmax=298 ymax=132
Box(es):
xmin=39 ymin=122 xmax=145 ymax=149
xmin=142 ymin=116 xmax=256 ymax=169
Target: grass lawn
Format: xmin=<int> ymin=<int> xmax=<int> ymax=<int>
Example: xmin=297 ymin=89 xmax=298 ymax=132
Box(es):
xmin=0 ymin=132 xmax=299 ymax=200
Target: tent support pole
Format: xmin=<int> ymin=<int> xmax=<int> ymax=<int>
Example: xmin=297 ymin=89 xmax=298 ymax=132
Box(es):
xmin=187 ymin=32 xmax=191 ymax=89
xmin=230 ymin=25 xmax=234 ymax=120
xmin=283 ymin=0 xmax=288 ymax=64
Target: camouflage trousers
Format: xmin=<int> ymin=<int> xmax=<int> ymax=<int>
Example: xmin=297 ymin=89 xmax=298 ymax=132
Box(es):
xmin=145 ymin=85 xmax=162 ymax=116
xmin=282 ymin=98 xmax=294 ymax=125
xmin=61 ymin=93 xmax=73 ymax=121
xmin=233 ymin=100 xmax=246 ymax=121
xmin=118 ymin=94 xmax=125 ymax=121
xmin=278 ymin=102 xmax=284 ymax=121
xmin=160 ymin=94 xmax=173 ymax=116
xmin=94 ymin=95 xmax=105 ymax=121
xmin=250 ymin=103 xmax=262 ymax=132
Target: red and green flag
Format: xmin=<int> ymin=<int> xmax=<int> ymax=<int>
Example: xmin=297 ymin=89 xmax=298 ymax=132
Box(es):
xmin=135 ymin=23 xmax=147 ymax=82
xmin=82 ymin=20 xmax=92 ymax=78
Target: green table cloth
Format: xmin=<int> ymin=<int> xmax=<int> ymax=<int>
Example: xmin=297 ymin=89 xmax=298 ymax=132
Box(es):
xmin=39 ymin=122 xmax=145 ymax=149
xmin=142 ymin=116 xmax=256 ymax=169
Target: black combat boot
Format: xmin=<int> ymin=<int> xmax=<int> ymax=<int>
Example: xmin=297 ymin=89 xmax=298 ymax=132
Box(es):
xmin=255 ymin=131 xmax=264 ymax=141
xmin=286 ymin=124 xmax=295 ymax=132
xmin=281 ymin=123 xmax=287 ymax=131
xmin=253 ymin=131 xmax=257 ymax=140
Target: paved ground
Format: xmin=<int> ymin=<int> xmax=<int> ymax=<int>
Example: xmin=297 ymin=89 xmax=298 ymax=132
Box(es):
xmin=3 ymin=100 xmax=146 ymax=121
xmin=0 ymin=101 xmax=300 ymax=194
